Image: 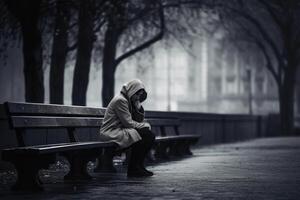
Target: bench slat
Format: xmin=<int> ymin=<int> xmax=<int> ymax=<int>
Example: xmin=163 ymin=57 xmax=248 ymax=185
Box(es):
xmin=156 ymin=135 xmax=201 ymax=142
xmin=147 ymin=118 xmax=181 ymax=126
xmin=6 ymin=102 xmax=106 ymax=117
xmin=11 ymin=116 xmax=103 ymax=128
xmin=2 ymin=141 xmax=117 ymax=155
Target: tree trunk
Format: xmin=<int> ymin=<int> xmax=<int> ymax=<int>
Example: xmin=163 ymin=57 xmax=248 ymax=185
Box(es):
xmin=72 ymin=0 xmax=94 ymax=106
xmin=102 ymin=63 xmax=116 ymax=107
xmin=278 ymin=69 xmax=296 ymax=135
xmin=49 ymin=1 xmax=70 ymax=104
xmin=101 ymin=25 xmax=120 ymax=107
xmin=297 ymin=82 xmax=300 ymax=115
xmin=100 ymin=2 xmax=164 ymax=107
xmin=20 ymin=2 xmax=44 ymax=103
xmin=5 ymin=0 xmax=44 ymax=103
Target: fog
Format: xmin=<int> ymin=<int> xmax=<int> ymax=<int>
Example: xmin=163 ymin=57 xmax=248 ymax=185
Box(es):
xmin=0 ymin=35 xmax=281 ymax=115
xmin=1 ymin=0 xmax=300 ymax=116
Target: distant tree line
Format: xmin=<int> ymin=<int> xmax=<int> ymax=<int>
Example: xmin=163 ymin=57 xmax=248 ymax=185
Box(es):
xmin=212 ymin=0 xmax=300 ymax=135
xmin=0 ymin=0 xmax=298 ymax=135
xmin=0 ymin=0 xmax=204 ymax=106
xmin=0 ymin=0 xmax=167 ymax=106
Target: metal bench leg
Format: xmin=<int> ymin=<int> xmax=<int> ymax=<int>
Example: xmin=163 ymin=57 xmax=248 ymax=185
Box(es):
xmin=169 ymin=140 xmax=195 ymax=156
xmin=94 ymin=147 xmax=117 ymax=173
xmin=122 ymin=149 xmax=131 ymax=166
xmin=168 ymin=141 xmax=182 ymax=156
xmin=64 ymin=151 xmax=92 ymax=180
xmin=181 ymin=141 xmax=193 ymax=155
xmin=145 ymin=149 xmax=155 ymax=163
xmin=154 ymin=142 xmax=169 ymax=160
xmin=9 ymin=155 xmax=55 ymax=191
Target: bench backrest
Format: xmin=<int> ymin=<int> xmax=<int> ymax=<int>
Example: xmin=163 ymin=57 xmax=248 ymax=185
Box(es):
xmin=5 ymin=102 xmax=106 ymax=147
xmin=5 ymin=102 xmax=182 ymax=147
xmin=146 ymin=118 xmax=181 ymax=137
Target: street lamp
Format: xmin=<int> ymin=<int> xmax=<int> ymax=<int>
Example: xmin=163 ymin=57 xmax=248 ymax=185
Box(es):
xmin=166 ymin=43 xmax=171 ymax=111
xmin=246 ymin=68 xmax=253 ymax=115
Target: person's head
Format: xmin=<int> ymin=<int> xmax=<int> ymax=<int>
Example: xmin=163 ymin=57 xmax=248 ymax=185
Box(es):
xmin=131 ymin=89 xmax=147 ymax=103
xmin=121 ymin=79 xmax=148 ymax=102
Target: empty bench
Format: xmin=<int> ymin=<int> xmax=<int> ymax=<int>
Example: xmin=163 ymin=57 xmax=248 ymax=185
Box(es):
xmin=1 ymin=102 xmax=117 ymax=191
xmin=147 ymin=118 xmax=201 ymax=160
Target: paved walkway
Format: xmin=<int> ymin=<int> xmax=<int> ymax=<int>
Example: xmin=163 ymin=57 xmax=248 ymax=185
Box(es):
xmin=1 ymin=137 xmax=300 ymax=199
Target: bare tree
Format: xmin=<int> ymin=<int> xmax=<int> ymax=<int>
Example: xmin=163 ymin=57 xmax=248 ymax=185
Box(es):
xmin=49 ymin=0 xmax=74 ymax=104
xmin=70 ymin=0 xmax=96 ymax=106
xmin=4 ymin=0 xmax=44 ymax=103
xmin=71 ymin=0 xmax=108 ymax=106
xmin=101 ymin=0 xmax=165 ymax=106
xmin=211 ymin=0 xmax=300 ymax=135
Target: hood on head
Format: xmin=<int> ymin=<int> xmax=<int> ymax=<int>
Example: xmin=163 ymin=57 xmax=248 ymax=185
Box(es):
xmin=121 ymin=79 xmax=146 ymax=99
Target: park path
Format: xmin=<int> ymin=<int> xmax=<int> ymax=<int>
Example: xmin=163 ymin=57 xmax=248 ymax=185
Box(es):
xmin=1 ymin=137 xmax=300 ymax=199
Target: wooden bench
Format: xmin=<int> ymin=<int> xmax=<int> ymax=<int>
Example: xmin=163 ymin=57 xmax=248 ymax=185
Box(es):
xmin=97 ymin=118 xmax=201 ymax=171
xmin=1 ymin=102 xmax=117 ymax=191
xmin=147 ymin=118 xmax=201 ymax=160
xmin=1 ymin=102 xmax=201 ymax=191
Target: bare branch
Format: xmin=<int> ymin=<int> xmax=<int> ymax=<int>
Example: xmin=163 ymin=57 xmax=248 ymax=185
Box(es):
xmin=229 ymin=6 xmax=285 ymax=72
xmin=115 ymin=2 xmax=165 ymax=67
xmin=68 ymin=42 xmax=77 ymax=51
xmin=258 ymin=0 xmax=284 ymax=31
xmin=94 ymin=19 xmax=105 ymax=33
xmin=235 ymin=18 xmax=280 ymax=84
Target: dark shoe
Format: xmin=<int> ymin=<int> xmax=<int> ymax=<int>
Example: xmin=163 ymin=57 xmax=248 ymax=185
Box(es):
xmin=127 ymin=167 xmax=153 ymax=177
xmin=140 ymin=166 xmax=154 ymax=176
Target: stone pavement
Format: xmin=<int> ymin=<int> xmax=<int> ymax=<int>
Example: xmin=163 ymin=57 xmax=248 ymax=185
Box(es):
xmin=1 ymin=137 xmax=300 ymax=200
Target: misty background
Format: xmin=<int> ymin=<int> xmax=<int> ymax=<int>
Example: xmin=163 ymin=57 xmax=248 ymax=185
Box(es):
xmin=0 ymin=35 xmax=282 ymax=114
xmin=0 ymin=0 xmax=300 ymax=134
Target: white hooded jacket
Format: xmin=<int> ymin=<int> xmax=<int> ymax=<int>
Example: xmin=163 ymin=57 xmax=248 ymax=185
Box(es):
xmin=99 ymin=79 xmax=150 ymax=149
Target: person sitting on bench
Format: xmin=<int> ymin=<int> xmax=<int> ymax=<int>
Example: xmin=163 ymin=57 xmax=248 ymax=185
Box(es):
xmin=100 ymin=79 xmax=155 ymax=177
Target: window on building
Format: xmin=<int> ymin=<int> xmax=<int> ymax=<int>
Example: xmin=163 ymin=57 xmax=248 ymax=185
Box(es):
xmin=256 ymin=77 xmax=264 ymax=94
xmin=214 ymin=77 xmax=221 ymax=93
xmin=226 ymin=76 xmax=236 ymax=94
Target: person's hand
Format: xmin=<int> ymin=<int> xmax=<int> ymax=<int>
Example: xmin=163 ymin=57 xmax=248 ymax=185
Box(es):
xmin=144 ymin=122 xmax=151 ymax=130
xmin=134 ymin=100 xmax=142 ymax=110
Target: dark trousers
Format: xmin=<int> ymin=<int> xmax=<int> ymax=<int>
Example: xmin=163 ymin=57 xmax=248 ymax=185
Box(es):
xmin=128 ymin=128 xmax=155 ymax=171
